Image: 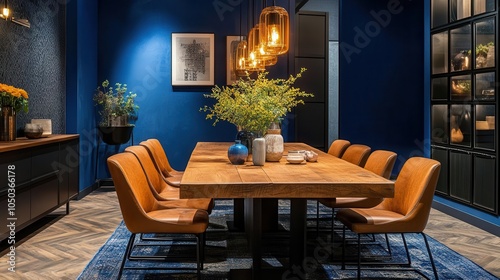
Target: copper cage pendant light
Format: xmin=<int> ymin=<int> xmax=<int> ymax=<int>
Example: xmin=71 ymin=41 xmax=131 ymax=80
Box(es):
xmin=259 ymin=1 xmax=289 ymax=55
xmin=247 ymin=24 xmax=277 ymax=69
xmin=235 ymin=38 xmax=250 ymax=74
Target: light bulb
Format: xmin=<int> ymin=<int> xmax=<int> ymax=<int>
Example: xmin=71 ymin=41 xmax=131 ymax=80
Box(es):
xmin=270 ymin=26 xmax=279 ymax=45
xmin=2 ymin=7 xmax=9 ymax=18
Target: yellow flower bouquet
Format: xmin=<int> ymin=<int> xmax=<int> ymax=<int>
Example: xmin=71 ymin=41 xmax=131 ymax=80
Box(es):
xmin=0 ymin=83 xmax=29 ymax=113
xmin=201 ymin=68 xmax=313 ymax=135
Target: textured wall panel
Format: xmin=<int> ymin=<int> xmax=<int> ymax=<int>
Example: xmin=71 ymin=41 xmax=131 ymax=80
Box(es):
xmin=0 ymin=0 xmax=66 ymax=136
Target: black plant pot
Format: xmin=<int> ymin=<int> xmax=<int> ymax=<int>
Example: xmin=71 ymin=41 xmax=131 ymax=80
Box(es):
xmin=98 ymin=126 xmax=134 ymax=145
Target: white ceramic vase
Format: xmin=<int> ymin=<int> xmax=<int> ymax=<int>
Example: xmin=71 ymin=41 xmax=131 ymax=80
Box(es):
xmin=252 ymin=137 xmax=266 ymax=166
xmin=264 ymin=127 xmax=284 ymax=162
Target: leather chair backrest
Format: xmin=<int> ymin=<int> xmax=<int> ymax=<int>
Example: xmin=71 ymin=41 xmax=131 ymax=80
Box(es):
xmin=107 ymin=152 xmax=158 ymax=233
xmin=364 ymin=150 xmax=397 ymax=179
xmin=140 ymin=139 xmax=174 ymax=178
xmin=125 ymin=145 xmax=167 ymax=194
xmin=341 ymin=144 xmax=371 ymax=167
xmin=327 ymin=139 xmax=351 ymax=158
xmin=379 ymin=157 xmax=441 ymax=232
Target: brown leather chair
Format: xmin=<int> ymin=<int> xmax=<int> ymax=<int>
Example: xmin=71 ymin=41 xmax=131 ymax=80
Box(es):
xmin=317 ymin=150 xmax=397 ymax=234
xmin=140 ymin=139 xmax=183 ymax=187
xmin=107 ymin=152 xmax=209 ymax=278
xmin=328 ymin=139 xmax=351 ymax=158
xmin=314 ymin=143 xmax=370 ymax=232
xmin=341 ymin=144 xmax=372 ymax=167
xmin=124 ymin=145 xmax=214 ymax=214
xmin=336 ymin=157 xmax=441 ymax=279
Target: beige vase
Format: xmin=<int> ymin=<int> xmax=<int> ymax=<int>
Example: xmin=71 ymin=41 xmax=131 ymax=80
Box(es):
xmin=264 ymin=126 xmax=284 ymax=162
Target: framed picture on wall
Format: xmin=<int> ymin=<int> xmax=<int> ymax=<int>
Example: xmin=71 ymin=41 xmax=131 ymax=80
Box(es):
xmin=172 ymin=33 xmax=215 ymax=86
xmin=226 ymin=36 xmax=244 ymax=85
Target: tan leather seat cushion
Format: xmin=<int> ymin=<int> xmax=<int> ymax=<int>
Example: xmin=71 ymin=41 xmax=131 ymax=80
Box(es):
xmin=319 ymin=197 xmax=383 ymax=209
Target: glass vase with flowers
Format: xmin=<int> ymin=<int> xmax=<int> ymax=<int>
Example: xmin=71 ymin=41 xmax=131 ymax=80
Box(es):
xmin=200 ymin=68 xmax=313 ymax=160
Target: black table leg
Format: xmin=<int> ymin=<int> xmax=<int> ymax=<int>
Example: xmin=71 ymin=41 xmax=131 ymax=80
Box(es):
xmin=290 ymin=198 xmax=307 ymax=268
xmin=230 ymin=198 xmax=245 ymax=231
xmin=245 ymin=198 xmax=262 ymax=270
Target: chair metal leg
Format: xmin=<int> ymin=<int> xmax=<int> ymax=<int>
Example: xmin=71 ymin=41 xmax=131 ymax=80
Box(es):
xmin=331 ymin=208 xmax=335 ymax=242
xmin=385 ymin=233 xmax=392 ymax=256
xmin=422 ymin=233 xmax=439 ymax=280
xmin=401 ymin=233 xmax=412 ymax=266
xmin=118 ymin=233 xmax=136 ymax=279
xmin=341 ymin=226 xmax=346 ymax=270
xmin=196 ymin=234 xmax=201 ymax=276
xmin=357 ymin=233 xmax=361 ymax=280
xmin=316 ymin=200 xmax=320 ymax=234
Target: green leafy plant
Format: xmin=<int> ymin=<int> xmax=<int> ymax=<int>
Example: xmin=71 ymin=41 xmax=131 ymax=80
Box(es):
xmin=93 ymin=80 xmax=139 ymax=126
xmin=477 ymin=42 xmax=494 ymax=57
xmin=201 ymin=68 xmax=313 ymax=135
xmin=467 ymin=42 xmax=494 ymax=57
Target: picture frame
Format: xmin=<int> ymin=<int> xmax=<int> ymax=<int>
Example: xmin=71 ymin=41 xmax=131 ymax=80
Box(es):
xmin=226 ymin=36 xmax=244 ymax=85
xmin=172 ymin=33 xmax=215 ymax=86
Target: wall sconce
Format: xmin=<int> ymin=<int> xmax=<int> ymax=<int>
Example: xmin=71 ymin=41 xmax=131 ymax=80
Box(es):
xmin=1 ymin=0 xmax=30 ymax=28
xmin=2 ymin=0 xmax=10 ymax=19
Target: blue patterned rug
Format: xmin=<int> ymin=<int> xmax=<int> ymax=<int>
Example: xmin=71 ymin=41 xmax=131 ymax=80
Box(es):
xmin=78 ymin=200 xmax=499 ymax=280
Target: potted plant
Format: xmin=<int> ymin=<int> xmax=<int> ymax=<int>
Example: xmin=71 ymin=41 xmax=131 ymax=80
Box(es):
xmin=200 ymin=68 xmax=313 ymax=160
xmin=94 ymin=79 xmax=139 ymax=145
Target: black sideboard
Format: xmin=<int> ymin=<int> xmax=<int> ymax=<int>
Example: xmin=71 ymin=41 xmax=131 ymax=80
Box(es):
xmin=0 ymin=135 xmax=79 ymax=241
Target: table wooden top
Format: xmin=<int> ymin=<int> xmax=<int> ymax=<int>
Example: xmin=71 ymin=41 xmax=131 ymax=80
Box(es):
xmin=180 ymin=142 xmax=394 ymax=199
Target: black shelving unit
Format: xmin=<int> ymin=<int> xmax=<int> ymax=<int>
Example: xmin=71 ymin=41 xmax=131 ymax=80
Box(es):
xmin=430 ymin=0 xmax=498 ymax=215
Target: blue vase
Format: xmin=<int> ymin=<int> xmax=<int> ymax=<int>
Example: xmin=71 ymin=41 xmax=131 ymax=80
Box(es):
xmin=228 ymin=140 xmax=248 ymax=165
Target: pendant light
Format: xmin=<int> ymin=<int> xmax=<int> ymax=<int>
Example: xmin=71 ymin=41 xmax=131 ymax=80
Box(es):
xmin=246 ymin=27 xmax=266 ymax=72
xmin=235 ymin=38 xmax=249 ymax=74
xmin=259 ymin=1 xmax=289 ymax=55
xmin=247 ymin=24 xmax=276 ymax=69
xmin=235 ymin=0 xmax=248 ymax=74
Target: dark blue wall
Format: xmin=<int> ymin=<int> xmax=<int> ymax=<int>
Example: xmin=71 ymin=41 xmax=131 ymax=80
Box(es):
xmin=66 ymin=0 xmax=99 ymax=192
xmin=94 ymin=0 xmax=293 ymax=177
xmin=339 ymin=0 xmax=426 ymax=173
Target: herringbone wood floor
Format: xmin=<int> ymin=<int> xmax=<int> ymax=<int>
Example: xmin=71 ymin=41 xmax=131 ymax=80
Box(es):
xmin=0 ymin=188 xmax=499 ymax=279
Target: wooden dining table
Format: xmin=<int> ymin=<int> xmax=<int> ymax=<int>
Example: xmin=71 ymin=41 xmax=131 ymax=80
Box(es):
xmin=180 ymin=142 xmax=394 ymax=278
